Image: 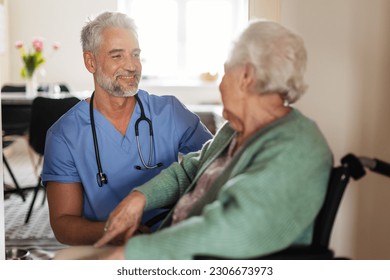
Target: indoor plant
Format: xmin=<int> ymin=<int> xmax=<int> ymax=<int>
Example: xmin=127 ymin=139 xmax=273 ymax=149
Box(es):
xmin=15 ymin=38 xmax=60 ymax=96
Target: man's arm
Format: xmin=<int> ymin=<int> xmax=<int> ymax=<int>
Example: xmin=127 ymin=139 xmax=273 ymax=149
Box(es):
xmin=46 ymin=181 xmax=107 ymax=245
xmin=171 ymin=97 xmax=213 ymax=154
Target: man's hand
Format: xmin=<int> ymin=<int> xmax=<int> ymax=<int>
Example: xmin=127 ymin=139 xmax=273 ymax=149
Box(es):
xmin=94 ymin=191 xmax=146 ymax=247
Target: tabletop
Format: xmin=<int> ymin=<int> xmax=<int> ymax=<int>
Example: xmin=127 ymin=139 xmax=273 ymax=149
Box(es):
xmin=1 ymin=91 xmax=91 ymax=105
xmin=1 ymin=91 xmax=224 ymax=133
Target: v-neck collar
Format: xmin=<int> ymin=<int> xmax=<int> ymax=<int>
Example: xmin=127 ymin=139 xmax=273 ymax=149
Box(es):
xmin=81 ymin=98 xmax=142 ymax=153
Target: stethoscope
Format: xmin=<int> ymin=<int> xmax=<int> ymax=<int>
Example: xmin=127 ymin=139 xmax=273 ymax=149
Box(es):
xmin=90 ymin=92 xmax=163 ymax=187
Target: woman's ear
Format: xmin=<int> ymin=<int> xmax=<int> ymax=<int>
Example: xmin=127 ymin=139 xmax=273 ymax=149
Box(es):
xmin=239 ymin=63 xmax=256 ymax=92
xmin=83 ymin=51 xmax=96 ymax=73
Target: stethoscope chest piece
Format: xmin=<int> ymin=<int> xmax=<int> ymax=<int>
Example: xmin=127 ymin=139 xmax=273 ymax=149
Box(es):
xmin=96 ymin=172 xmax=108 ymax=187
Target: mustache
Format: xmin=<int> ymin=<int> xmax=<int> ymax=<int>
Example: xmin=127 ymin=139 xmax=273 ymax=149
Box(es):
xmin=115 ymin=71 xmax=141 ymax=79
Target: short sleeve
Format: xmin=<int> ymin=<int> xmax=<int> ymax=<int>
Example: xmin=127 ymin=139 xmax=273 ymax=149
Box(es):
xmin=171 ymin=97 xmax=213 ymax=154
xmin=41 ymin=129 xmax=81 ymax=184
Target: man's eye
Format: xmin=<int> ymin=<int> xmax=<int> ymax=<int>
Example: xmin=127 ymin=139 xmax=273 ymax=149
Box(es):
xmin=112 ymin=55 xmax=121 ymax=59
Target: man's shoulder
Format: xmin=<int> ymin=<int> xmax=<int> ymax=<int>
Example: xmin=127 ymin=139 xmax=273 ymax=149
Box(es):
xmin=137 ymin=89 xmax=185 ymax=113
xmin=138 ymin=89 xmax=179 ymax=103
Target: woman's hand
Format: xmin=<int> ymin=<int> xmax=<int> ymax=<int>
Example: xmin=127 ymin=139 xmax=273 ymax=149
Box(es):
xmin=94 ymin=191 xmax=146 ymax=248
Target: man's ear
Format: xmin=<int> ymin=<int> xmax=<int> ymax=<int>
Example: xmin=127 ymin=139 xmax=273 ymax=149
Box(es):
xmin=83 ymin=51 xmax=96 ymax=73
xmin=239 ymin=63 xmax=256 ymax=92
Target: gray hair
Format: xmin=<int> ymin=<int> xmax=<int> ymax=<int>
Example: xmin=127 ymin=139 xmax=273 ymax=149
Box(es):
xmin=226 ymin=20 xmax=308 ymax=104
xmin=81 ymin=11 xmax=138 ymax=54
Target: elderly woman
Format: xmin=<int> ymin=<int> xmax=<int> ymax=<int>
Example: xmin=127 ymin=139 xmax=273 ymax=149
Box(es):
xmin=92 ymin=20 xmax=333 ymax=260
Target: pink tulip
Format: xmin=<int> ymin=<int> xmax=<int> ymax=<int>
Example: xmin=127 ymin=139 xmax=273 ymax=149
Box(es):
xmin=15 ymin=40 xmax=24 ymax=49
xmin=52 ymin=41 xmax=61 ymax=50
xmin=32 ymin=38 xmax=44 ymax=52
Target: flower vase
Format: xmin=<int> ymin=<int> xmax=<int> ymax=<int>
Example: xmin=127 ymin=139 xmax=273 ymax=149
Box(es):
xmin=25 ymin=73 xmax=38 ymax=97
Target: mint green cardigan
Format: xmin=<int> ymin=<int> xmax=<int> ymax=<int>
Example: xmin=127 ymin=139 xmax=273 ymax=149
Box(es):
xmin=124 ymin=109 xmax=333 ymax=259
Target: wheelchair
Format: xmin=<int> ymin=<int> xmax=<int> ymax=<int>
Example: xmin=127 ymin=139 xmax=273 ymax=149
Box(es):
xmin=192 ymin=154 xmax=390 ymax=260
xmin=145 ymin=153 xmax=390 ymax=259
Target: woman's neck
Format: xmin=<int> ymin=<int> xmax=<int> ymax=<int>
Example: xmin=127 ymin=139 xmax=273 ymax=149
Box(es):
xmin=235 ymin=94 xmax=291 ymax=149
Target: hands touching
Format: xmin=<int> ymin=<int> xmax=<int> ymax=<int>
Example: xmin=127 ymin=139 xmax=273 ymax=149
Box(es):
xmin=94 ymin=191 xmax=146 ymax=248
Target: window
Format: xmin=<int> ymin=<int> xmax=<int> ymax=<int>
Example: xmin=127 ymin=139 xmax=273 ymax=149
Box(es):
xmin=118 ymin=0 xmax=248 ymax=80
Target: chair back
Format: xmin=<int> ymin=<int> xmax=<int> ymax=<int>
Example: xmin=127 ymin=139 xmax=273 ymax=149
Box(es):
xmin=59 ymin=84 xmax=71 ymax=92
xmin=311 ymin=166 xmax=351 ymax=249
xmin=28 ymin=96 xmax=80 ymax=155
xmin=311 ymin=153 xmax=370 ymax=249
xmin=2 ymin=85 xmax=31 ymax=136
xmin=37 ymin=83 xmax=71 ymax=93
xmin=1 ymin=84 xmax=26 ymax=92
xmin=1 ymin=83 xmax=70 ymax=93
xmin=2 ymin=104 xmax=31 ymax=136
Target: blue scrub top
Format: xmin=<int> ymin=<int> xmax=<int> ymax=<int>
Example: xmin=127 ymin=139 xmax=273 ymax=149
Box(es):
xmin=41 ymin=89 xmax=213 ymax=223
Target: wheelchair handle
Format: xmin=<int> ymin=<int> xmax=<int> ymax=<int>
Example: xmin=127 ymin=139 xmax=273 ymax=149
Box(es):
xmin=359 ymin=157 xmax=390 ymax=177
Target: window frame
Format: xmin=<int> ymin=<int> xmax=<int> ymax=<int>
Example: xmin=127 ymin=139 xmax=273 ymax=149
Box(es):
xmin=118 ymin=0 xmax=248 ymax=80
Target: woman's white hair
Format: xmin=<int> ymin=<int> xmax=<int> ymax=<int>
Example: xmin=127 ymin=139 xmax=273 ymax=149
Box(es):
xmin=80 ymin=11 xmax=138 ymax=55
xmin=226 ymin=20 xmax=308 ymax=104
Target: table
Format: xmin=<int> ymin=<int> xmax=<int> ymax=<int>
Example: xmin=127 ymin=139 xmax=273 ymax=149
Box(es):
xmin=1 ymin=91 xmax=224 ymax=133
xmin=1 ymin=91 xmax=91 ymax=105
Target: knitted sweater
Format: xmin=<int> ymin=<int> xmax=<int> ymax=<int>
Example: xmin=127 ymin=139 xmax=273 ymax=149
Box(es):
xmin=124 ymin=109 xmax=333 ymax=259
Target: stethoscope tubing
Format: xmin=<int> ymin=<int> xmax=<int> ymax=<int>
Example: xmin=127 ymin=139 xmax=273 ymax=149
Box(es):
xmin=90 ymin=92 xmax=108 ymax=186
xmin=89 ymin=92 xmax=162 ymax=187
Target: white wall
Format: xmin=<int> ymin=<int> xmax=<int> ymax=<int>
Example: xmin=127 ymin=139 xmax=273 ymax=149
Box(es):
xmin=8 ymin=0 xmax=117 ymax=91
xmin=279 ymin=0 xmax=390 ymax=259
xmin=0 ymin=0 xmax=8 ymax=85
xmin=249 ymin=0 xmax=280 ymax=21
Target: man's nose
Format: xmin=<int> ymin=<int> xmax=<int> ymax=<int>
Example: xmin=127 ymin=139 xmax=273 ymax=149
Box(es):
xmin=124 ymin=55 xmax=139 ymax=71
